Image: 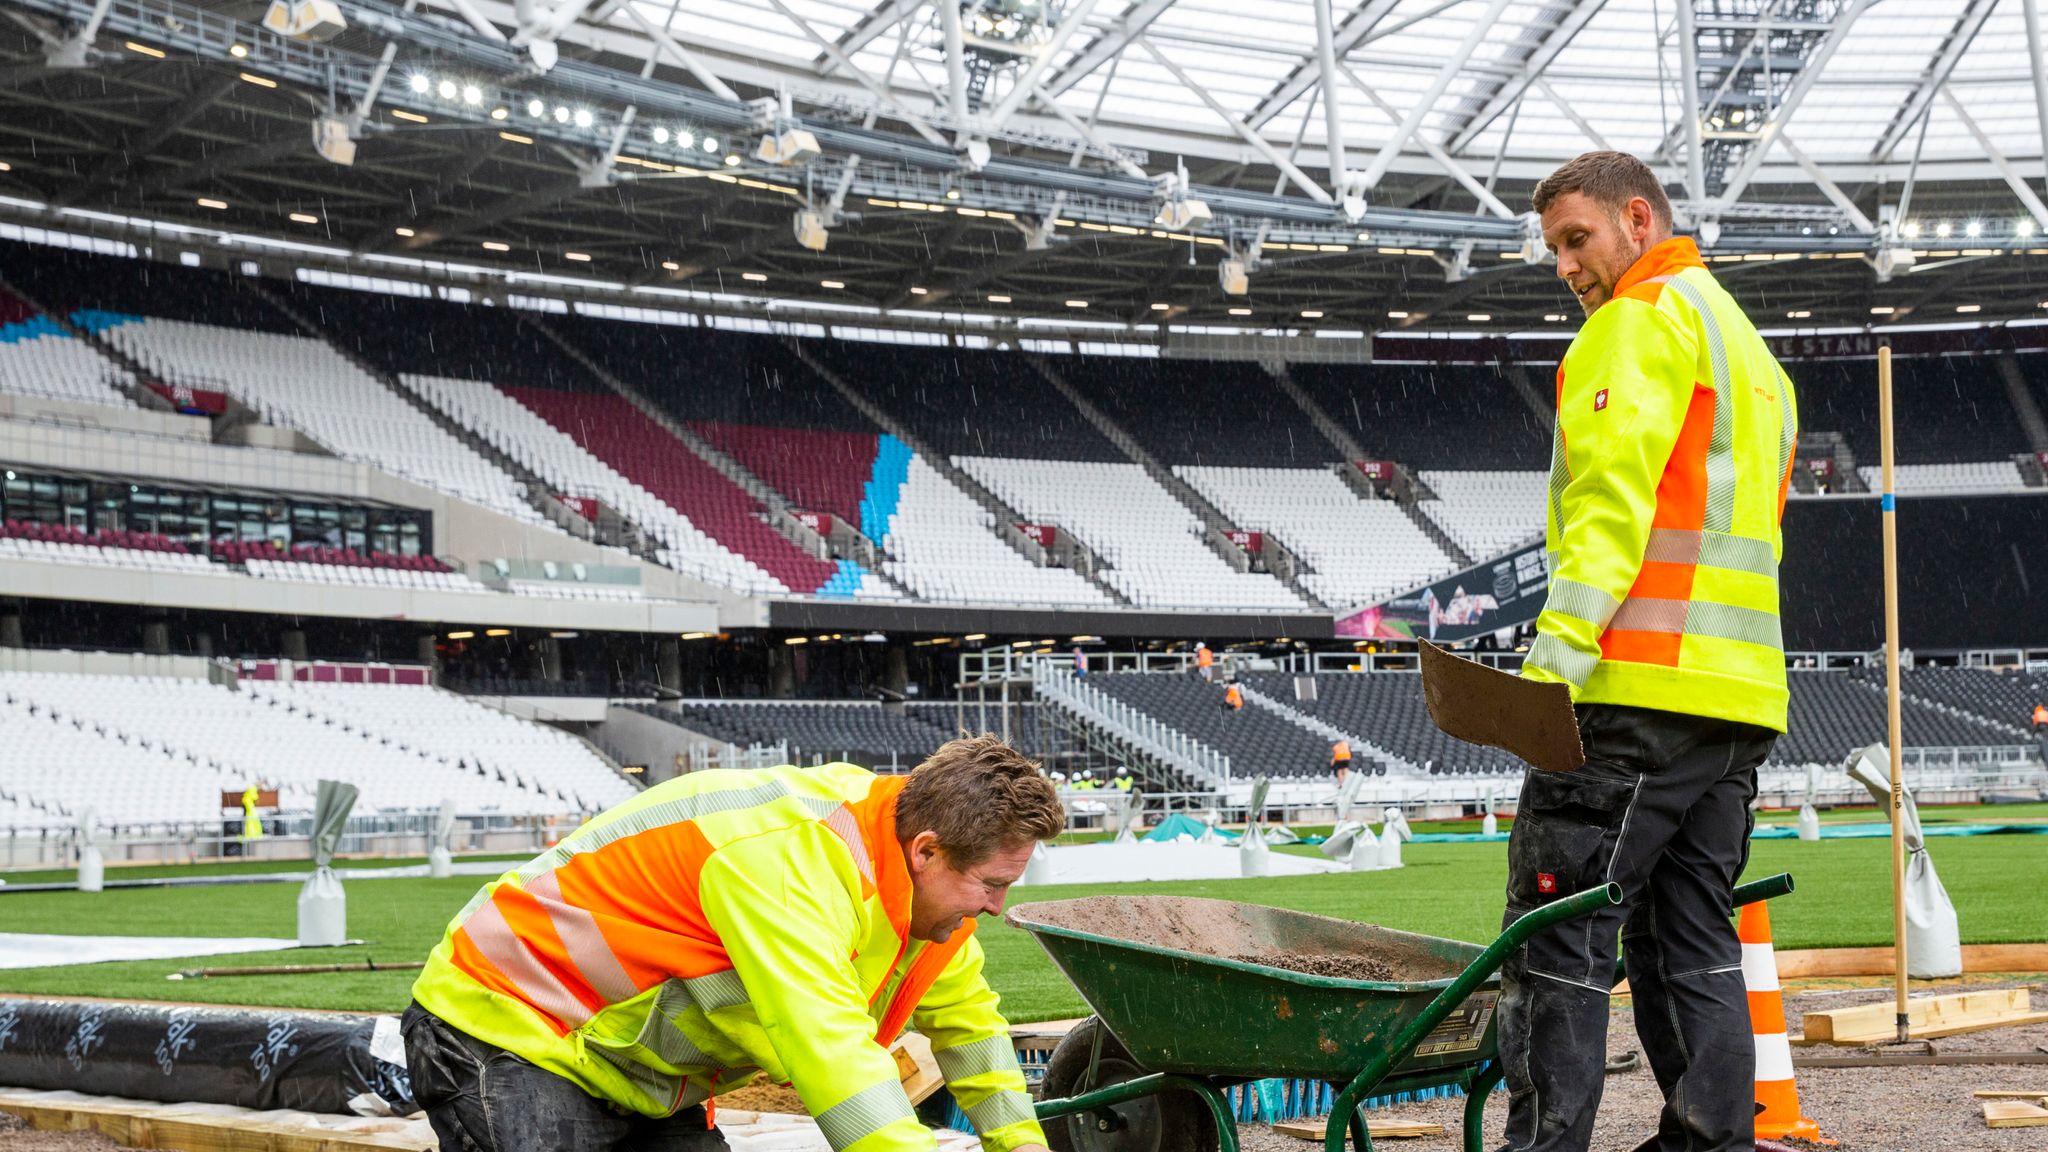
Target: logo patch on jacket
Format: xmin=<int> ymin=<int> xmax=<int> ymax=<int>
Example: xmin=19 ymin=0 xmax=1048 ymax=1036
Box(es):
xmin=1537 ymin=873 xmax=1558 ymax=894
xmin=1593 ymin=388 xmax=1609 ymax=412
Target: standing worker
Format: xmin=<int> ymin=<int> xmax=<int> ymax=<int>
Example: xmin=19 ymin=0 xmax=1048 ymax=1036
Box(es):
xmin=1194 ymin=642 xmax=1215 ymax=683
xmin=240 ymin=783 xmax=264 ymax=845
xmin=403 ymin=736 xmax=1062 ymax=1152
xmin=1505 ymin=151 xmax=1798 ymax=1152
xmin=1329 ymin=739 xmax=1352 ymax=783
xmin=1222 ymin=683 xmax=1243 ymax=712
xmin=2031 ymin=701 xmax=2047 ymax=764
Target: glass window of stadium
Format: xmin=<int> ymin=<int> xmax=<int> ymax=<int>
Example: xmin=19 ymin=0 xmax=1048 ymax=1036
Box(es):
xmin=1 ymin=471 xmax=431 ymax=556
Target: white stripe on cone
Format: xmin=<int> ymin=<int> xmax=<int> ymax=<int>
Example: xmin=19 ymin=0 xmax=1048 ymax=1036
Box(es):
xmin=1740 ymin=941 xmax=1779 ymax=992
xmin=1753 ymin=1032 xmax=1796 ymax=1082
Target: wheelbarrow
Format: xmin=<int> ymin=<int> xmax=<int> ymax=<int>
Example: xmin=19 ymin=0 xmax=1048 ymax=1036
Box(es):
xmin=1007 ymin=873 xmax=1795 ymax=1152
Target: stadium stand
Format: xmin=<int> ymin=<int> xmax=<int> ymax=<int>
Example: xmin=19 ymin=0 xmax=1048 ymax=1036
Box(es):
xmin=0 ymin=241 xmax=297 ymax=334
xmin=94 ymin=318 xmax=546 ymax=525
xmin=244 ymin=558 xmax=491 ymax=593
xmin=1086 ymin=672 xmax=1339 ymax=780
xmin=1416 ymin=471 xmax=1547 ymax=558
xmin=0 ymin=287 xmax=137 ymax=408
xmin=1177 ymin=465 xmax=1453 ymax=607
xmin=1775 ymin=669 xmax=2023 ymax=766
xmin=0 ymin=526 xmax=224 ymax=576
xmin=0 ymin=672 xmax=630 ymax=825
xmin=399 ymin=373 xmax=786 ymax=594
xmin=1291 ymin=363 xmax=1552 ymax=470
xmin=1795 ymin=356 xmax=2030 ymax=467
xmin=816 ymin=341 xmax=1126 ymax=462
xmin=961 ymin=457 xmax=1308 ymax=610
xmin=1238 ymin=671 xmax=1514 ymax=775
xmin=1056 ymin=358 xmax=1328 ymax=467
xmin=284 ymin=282 xmax=592 ymax=393
xmin=650 ymin=700 xmax=958 ymax=766
xmin=502 ymin=384 xmax=860 ymax=596
xmin=876 ymin=455 xmax=1110 ymax=605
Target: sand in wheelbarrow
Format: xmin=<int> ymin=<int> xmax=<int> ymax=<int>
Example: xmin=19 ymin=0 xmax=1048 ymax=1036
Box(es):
xmin=1014 ymin=895 xmax=1457 ymax=983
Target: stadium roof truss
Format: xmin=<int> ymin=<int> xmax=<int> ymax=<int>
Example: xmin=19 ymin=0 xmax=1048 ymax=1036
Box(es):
xmin=3 ymin=0 xmax=2048 ymax=329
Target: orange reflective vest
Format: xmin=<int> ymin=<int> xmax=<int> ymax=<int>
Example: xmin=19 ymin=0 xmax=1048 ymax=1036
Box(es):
xmin=411 ymin=764 xmax=1043 ymax=1152
xmin=2033 ymin=704 xmax=2047 ymax=727
xmin=1331 ymin=740 xmax=1352 ymax=764
xmin=1224 ymin=685 xmax=1243 ymax=710
xmin=1524 ymin=237 xmax=1797 ymax=732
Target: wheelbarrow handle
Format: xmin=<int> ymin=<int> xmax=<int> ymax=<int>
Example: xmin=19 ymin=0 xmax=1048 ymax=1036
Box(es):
xmin=1733 ymin=872 xmax=1795 ymax=907
xmin=1322 ymin=882 xmax=1621 ymax=1152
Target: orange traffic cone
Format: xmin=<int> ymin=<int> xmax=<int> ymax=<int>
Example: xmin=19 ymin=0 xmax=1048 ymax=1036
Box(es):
xmin=1740 ymin=902 xmax=1830 ymax=1144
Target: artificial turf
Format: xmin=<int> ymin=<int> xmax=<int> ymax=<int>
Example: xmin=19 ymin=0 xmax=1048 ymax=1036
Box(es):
xmin=1 ymin=833 xmax=2043 ymax=1021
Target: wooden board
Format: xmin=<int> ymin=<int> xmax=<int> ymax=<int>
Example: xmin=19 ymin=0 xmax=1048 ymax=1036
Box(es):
xmin=1973 ymin=1090 xmax=2048 ymax=1100
xmin=1818 ymin=1011 xmax=2048 ymax=1047
xmin=1983 ymin=1100 xmax=2048 ymax=1129
xmin=1272 ymin=1118 xmax=1447 ymax=1140
xmin=1796 ymin=987 xmax=2034 ymax=1045
xmin=890 ymin=1031 xmax=945 ymax=1105
xmin=0 ymin=1098 xmax=430 ymax=1151
xmin=1775 ymin=944 xmax=2048 ymax=979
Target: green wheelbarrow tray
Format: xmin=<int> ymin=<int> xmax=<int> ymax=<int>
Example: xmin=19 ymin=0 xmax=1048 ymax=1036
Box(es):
xmin=1011 ymin=873 xmax=1797 ymax=1152
xmin=1005 ymin=895 xmax=1504 ymax=1082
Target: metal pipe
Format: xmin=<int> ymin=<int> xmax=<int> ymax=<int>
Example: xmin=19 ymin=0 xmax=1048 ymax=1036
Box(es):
xmin=938 ymin=0 xmax=970 ymax=133
xmin=1672 ymin=0 xmax=1705 ymax=211
xmin=2027 ymin=0 xmax=2048 ymax=205
xmin=1357 ymin=0 xmax=1517 ymax=190
xmin=1310 ymin=0 xmax=1348 ymax=190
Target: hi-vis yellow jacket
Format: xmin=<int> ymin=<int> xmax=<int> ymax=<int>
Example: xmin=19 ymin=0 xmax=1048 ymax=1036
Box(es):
xmin=411 ymin=764 xmax=1045 ymax=1152
xmin=1523 ymin=237 xmax=1798 ymax=732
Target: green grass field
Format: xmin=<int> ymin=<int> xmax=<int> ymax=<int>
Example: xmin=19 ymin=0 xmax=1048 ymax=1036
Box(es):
xmin=2 ymin=833 xmax=2044 ymax=1021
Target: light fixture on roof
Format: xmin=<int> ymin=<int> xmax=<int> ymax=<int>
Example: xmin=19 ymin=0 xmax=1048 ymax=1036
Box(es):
xmin=564 ymin=251 xmax=591 ymax=262
xmin=126 ymin=40 xmax=166 ymax=57
xmin=1387 ymin=310 xmax=1409 ymax=319
xmin=260 ymin=0 xmax=347 ymax=41
xmin=240 ymin=71 xmax=276 ymax=88
xmin=821 ymin=280 xmax=844 ymax=289
xmin=661 ymin=261 xmax=680 ymax=271
xmin=1901 ymin=221 xmax=1921 ymax=239
xmin=2021 ymin=220 xmax=2038 ymax=238
xmin=1228 ymin=307 xmax=1253 ymax=316
xmin=1870 ymin=305 xmax=1896 ymax=315
xmin=409 ymin=74 xmax=430 ymax=94
xmin=1466 ymin=314 xmax=1492 ymax=322
xmin=724 ymin=154 xmax=741 ymax=166
xmin=553 ymin=106 xmax=571 ymax=123
xmin=1152 ymin=162 xmax=1212 ymax=230
xmin=1150 ymin=302 xmax=1171 ymax=311
xmin=489 ymin=107 xmax=508 ymax=120
xmin=1218 ymin=257 xmax=1249 ymax=296
xmin=437 ymin=79 xmax=457 ymax=100
xmin=741 ymin=272 xmax=768 ymax=282
xmin=987 ymin=294 xmax=1012 ymax=303
xmin=1966 ymin=221 xmax=1983 ymax=238
xmin=676 ymin=130 xmax=696 ymax=149
xmin=395 ymin=227 xmax=416 ymax=237
xmin=1935 ymin=221 xmax=1952 ymax=238
xmin=573 ymin=109 xmax=593 ymax=129
xmin=229 ymin=43 xmax=249 ymax=57
xmin=461 ymin=84 xmax=482 ymax=106
xmin=1787 ymin=310 xmax=1811 ymax=319
xmin=1300 ymin=309 xmax=1323 ymax=319
xmin=652 ymin=126 xmax=670 ymax=144
xmin=482 ymin=240 xmax=511 ymax=252
xmin=196 ymin=198 xmax=228 ymax=210
xmin=1956 ymin=303 xmax=1981 ymax=313
xmin=945 ymin=189 xmax=961 ymax=201
xmin=702 ymin=136 xmax=719 ymax=153
xmin=288 ymin=212 xmax=319 ymax=224
xmin=1065 ymin=299 xmax=1088 ymax=308
xmin=1543 ymin=313 xmax=1568 ymax=322
xmin=910 ymin=287 xmax=928 ymax=295
xmin=527 ymin=98 xmax=545 ymax=117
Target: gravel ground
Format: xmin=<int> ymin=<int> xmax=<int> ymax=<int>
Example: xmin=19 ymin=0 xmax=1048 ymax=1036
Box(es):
xmin=1233 ymin=980 xmax=2048 ymax=1152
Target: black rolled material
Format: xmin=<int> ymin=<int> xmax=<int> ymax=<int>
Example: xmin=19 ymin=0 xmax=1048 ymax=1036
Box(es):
xmin=0 ymin=999 xmax=415 ymax=1116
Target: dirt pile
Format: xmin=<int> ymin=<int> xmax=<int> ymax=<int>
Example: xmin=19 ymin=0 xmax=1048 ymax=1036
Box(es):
xmin=1228 ymin=953 xmax=1396 ymax=981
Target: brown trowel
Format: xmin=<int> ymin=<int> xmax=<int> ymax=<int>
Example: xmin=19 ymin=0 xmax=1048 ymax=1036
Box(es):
xmin=1418 ymin=640 xmax=1586 ymax=773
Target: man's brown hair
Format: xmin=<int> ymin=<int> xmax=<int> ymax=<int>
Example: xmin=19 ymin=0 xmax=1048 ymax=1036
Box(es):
xmin=896 ymin=734 xmax=1063 ymax=866
xmin=1531 ymin=151 xmax=1673 ymax=231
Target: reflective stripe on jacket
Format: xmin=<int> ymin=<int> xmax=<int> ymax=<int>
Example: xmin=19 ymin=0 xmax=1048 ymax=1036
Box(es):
xmin=410 ymin=764 xmax=1044 ymax=1152
xmin=1523 ymin=237 xmax=1797 ymax=732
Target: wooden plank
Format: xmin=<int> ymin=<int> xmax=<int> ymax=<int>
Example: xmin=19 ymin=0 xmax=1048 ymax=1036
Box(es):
xmin=1271 ymin=1118 xmax=1447 ymax=1140
xmin=1799 ymin=988 xmax=2029 ymax=1044
xmin=1802 ymin=1010 xmax=2048 ymax=1048
xmin=1974 ymin=1089 xmax=2048 ymax=1100
xmin=0 ymin=1099 xmax=430 ymax=1151
xmin=1984 ymin=1100 xmax=2048 ymax=1129
xmin=891 ymin=1032 xmax=945 ymax=1106
xmin=1775 ymin=944 xmax=2048 ymax=978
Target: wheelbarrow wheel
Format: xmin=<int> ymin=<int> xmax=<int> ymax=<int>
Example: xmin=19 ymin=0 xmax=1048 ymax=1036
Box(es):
xmin=1040 ymin=1017 xmax=1218 ymax=1152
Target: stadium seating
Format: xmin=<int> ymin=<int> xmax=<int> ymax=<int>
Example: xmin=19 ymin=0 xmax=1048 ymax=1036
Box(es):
xmin=0 ymin=528 xmax=223 ymax=576
xmin=874 ymin=455 xmax=1111 ymax=605
xmin=0 ymin=671 xmax=632 ymax=826
xmin=1291 ymin=363 xmax=1552 ymax=471
xmin=502 ymin=385 xmax=853 ymax=595
xmin=1238 ymin=671 xmax=1518 ymax=776
xmin=1177 ymin=465 xmax=1454 ymax=606
xmin=816 ymin=342 xmax=1126 ymax=462
xmin=0 ymin=289 xmax=137 ymax=409
xmin=1416 ymin=471 xmax=1547 ymax=558
xmin=286 ymin=283 xmax=593 ymax=393
xmin=1854 ymin=461 xmax=2028 ymax=494
xmin=1057 ymin=359 xmax=1328 ymax=468
xmin=654 ymin=700 xmax=959 ymax=767
xmin=94 ymin=318 xmax=546 ymax=525
xmin=1893 ymin=666 xmax=2048 ymax=735
xmin=246 ymin=558 xmax=491 ymax=593
xmin=399 ymin=373 xmax=786 ymax=594
xmin=1774 ymin=669 xmax=2022 ymax=766
xmin=1796 ymin=356 xmax=2030 ymax=467
xmin=1087 ymin=672 xmax=1339 ymax=779
xmin=694 ymin=422 xmax=879 ymax=531
xmin=961 ymin=457 xmax=1308 ymax=610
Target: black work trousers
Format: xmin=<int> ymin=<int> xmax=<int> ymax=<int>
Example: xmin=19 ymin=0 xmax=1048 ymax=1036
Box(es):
xmin=1495 ymin=703 xmax=1776 ymax=1152
xmin=402 ymin=1002 xmax=732 ymax=1152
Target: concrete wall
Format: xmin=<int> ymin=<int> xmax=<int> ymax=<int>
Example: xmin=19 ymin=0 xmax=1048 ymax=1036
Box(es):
xmin=592 ymin=705 xmax=722 ymax=784
xmin=0 ymin=647 xmax=213 ymax=679
xmin=0 ymin=394 xmax=211 ymax=442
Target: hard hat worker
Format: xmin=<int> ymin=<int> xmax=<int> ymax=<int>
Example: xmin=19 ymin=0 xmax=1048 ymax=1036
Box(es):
xmin=403 ymin=735 xmax=1064 ymax=1152
xmin=1503 ymin=151 xmax=1798 ymax=1152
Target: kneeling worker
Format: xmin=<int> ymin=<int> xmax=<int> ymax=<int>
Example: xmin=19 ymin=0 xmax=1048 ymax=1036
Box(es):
xmin=404 ymin=735 xmax=1063 ymax=1152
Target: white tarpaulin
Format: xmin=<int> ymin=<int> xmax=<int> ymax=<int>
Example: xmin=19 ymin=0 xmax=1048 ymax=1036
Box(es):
xmin=0 ymin=933 xmax=303 ymax=970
